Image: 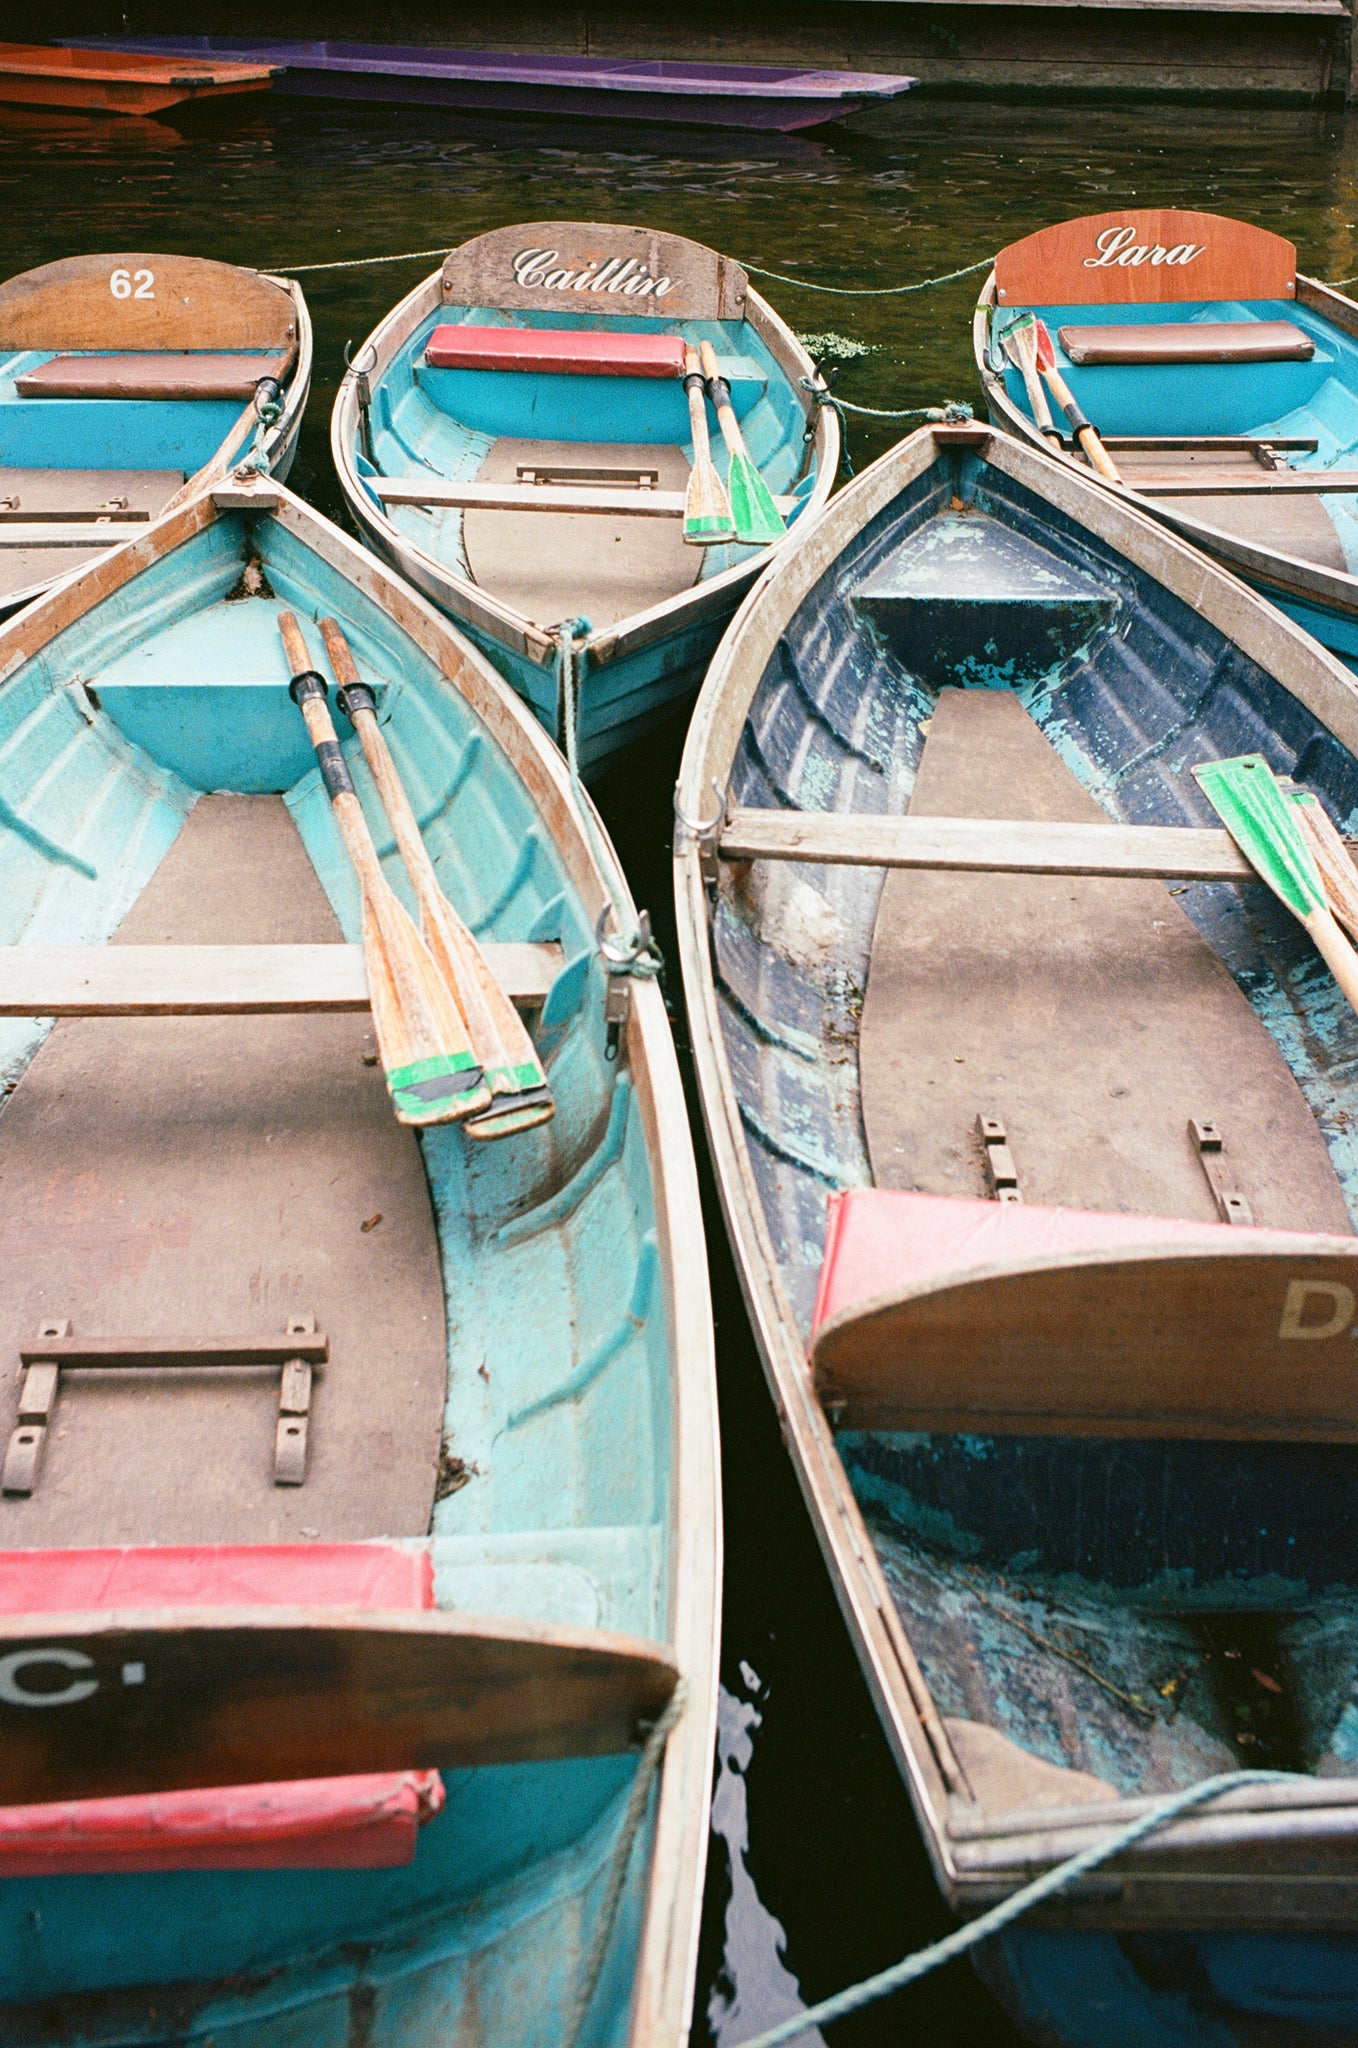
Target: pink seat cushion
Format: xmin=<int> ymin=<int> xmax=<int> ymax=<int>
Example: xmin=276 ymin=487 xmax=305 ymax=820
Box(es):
xmin=811 ymin=1187 xmax=1253 ymax=1338
xmin=0 ymin=1544 xmax=441 ymax=1874
xmin=425 ymin=324 xmax=684 ymax=377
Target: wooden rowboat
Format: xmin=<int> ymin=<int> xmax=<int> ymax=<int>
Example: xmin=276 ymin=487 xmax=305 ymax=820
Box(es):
xmin=976 ymin=208 xmax=1358 ymax=683
xmin=0 ymin=44 xmax=277 ymax=116
xmin=0 ymin=472 xmax=718 ymax=2045
xmin=675 ymin=418 xmax=1358 ymax=2041
xmin=332 ymin=222 xmax=838 ymax=777
xmin=0 ymin=250 xmax=311 ymax=617
xmin=62 ymin=37 xmax=917 ymax=132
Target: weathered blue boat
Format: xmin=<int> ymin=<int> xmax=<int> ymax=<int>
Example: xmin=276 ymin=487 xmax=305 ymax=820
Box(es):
xmin=332 ymin=221 xmax=837 ymax=778
xmin=61 ymin=36 xmax=917 ymax=132
xmin=0 ymin=472 xmax=719 ymax=2045
xmin=0 ymin=250 xmax=310 ymax=616
xmin=675 ymin=416 xmax=1358 ymax=2044
xmin=976 ymin=207 xmax=1358 ymax=682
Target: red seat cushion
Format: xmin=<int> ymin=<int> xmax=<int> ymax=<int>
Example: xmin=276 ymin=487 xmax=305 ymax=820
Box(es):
xmin=0 ymin=1544 xmax=441 ymax=1874
xmin=811 ymin=1186 xmax=1242 ymax=1338
xmin=424 ymin=324 xmax=684 ymax=377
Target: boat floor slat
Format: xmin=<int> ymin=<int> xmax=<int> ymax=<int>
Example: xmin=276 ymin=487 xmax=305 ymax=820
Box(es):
xmin=0 ymin=794 xmax=446 ymax=1548
xmin=462 ymin=437 xmax=700 ymax=631
xmin=858 ymin=686 xmax=1350 ymax=1232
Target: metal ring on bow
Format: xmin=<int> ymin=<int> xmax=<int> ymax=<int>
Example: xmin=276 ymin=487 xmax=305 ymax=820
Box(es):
xmin=343 ymin=338 xmax=378 ymax=378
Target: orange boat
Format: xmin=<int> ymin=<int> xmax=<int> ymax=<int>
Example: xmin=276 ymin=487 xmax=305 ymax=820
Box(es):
xmin=0 ymin=45 xmax=276 ymax=115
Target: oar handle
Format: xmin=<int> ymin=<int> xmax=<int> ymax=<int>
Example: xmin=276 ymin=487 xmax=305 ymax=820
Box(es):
xmin=699 ymin=337 xmax=738 ymax=439
xmin=1038 ymin=363 xmax=1123 ymax=483
xmin=278 ymin=611 xmax=380 ymax=893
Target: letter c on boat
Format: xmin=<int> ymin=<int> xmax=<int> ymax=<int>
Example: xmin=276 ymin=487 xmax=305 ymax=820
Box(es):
xmin=1277 ymin=1277 xmax=1356 ymax=1340
xmin=0 ymin=1646 xmax=99 ymax=1707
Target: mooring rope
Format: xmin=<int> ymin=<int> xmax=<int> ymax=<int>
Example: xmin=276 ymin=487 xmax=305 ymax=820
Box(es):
xmin=732 ymin=1768 xmax=1295 ymax=2048
xmin=269 ymin=244 xmax=992 ymax=295
xmin=272 ymin=245 xmax=456 ymax=274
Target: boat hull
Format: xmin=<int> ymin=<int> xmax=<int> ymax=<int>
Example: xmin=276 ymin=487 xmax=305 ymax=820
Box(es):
xmin=676 ymin=420 xmax=1358 ymax=2046
xmin=0 ymin=477 xmax=720 ymax=2046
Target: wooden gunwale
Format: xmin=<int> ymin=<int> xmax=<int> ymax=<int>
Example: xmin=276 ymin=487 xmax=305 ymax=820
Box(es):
xmin=0 ymin=475 xmax=720 ymax=2047
xmin=0 ymin=268 xmax=311 ymax=619
xmin=974 ymin=266 xmax=1358 ymax=632
xmin=673 ymin=420 xmax=1358 ymax=1925
xmin=329 ymin=249 xmax=838 ymax=677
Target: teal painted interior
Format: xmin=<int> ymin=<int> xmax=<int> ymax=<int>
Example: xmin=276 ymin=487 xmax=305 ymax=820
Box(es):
xmin=0 ymin=351 xmax=247 ymax=474
xmin=0 ymin=506 xmax=673 ymax=2046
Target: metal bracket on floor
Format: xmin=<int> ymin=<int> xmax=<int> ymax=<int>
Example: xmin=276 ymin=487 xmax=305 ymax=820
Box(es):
xmin=978 ymin=1114 xmax=1022 ymax=1203
xmin=1190 ymin=1117 xmax=1254 ymax=1225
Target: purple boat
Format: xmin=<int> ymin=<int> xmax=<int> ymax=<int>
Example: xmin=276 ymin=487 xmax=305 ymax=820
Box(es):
xmin=60 ymin=37 xmax=915 ymax=131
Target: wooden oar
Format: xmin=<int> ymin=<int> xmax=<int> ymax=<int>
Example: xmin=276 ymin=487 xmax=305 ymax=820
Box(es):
xmin=1194 ymin=753 xmax=1358 ymax=1013
xmin=998 ymin=313 xmax=1062 ymax=448
xmin=1031 ymin=319 xmax=1123 ymax=483
xmin=1283 ymin=781 xmax=1358 ymax=941
xmin=318 ymin=617 xmax=554 ymax=1141
xmin=698 ymin=338 xmax=786 ymax=547
xmin=277 ymin=611 xmax=492 ymax=1126
xmin=682 ymin=343 xmax=735 ymax=546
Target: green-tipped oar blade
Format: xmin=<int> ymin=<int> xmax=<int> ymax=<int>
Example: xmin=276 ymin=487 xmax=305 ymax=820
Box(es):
xmin=1192 ymin=753 xmax=1325 ymax=919
xmin=683 ymin=456 xmax=736 ymax=546
xmin=725 ymin=449 xmax=786 ymax=548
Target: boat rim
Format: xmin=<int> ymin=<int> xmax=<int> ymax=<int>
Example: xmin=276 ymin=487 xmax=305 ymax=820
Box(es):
xmin=0 ymin=470 xmax=721 ymax=2045
xmin=330 ymin=241 xmax=839 ymax=671
xmin=673 ymin=417 xmax=1358 ymax=1921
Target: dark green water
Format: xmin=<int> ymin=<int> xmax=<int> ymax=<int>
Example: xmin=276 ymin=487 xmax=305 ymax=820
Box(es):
xmin=6 ymin=59 xmax=1358 ymax=2044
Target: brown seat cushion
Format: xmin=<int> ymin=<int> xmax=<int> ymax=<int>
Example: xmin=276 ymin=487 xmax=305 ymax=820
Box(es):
xmin=15 ymin=348 xmax=293 ymax=401
xmin=1057 ymin=321 xmax=1314 ymax=366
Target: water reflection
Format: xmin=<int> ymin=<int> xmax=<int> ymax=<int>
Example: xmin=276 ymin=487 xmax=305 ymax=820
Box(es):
xmin=707 ymin=1672 xmax=827 ymax=2048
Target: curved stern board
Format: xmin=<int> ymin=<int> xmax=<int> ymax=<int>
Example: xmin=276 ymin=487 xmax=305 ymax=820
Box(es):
xmin=854 ymin=687 xmax=1352 ymax=1435
xmin=0 ymin=796 xmax=447 ymax=1546
xmin=440 ymin=221 xmax=747 ymax=322
xmin=464 ymin=438 xmax=699 ymax=630
xmin=993 ymin=210 xmax=1296 ymax=307
xmin=0 ymin=253 xmax=298 ymax=355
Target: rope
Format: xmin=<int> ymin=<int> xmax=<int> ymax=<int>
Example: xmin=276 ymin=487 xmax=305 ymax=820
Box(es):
xmin=553 ymin=619 xmax=663 ymax=995
xmin=745 ymin=256 xmax=991 ymax=297
xmin=732 ymin=1768 xmax=1295 ymax=2048
xmin=560 ymin=1681 xmax=688 ymax=2048
xmin=271 ymin=245 xmax=454 ymax=275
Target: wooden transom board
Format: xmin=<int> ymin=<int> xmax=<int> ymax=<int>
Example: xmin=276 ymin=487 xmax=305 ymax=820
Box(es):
xmin=993 ymin=210 xmax=1296 ymax=307
xmin=858 ymin=688 xmax=1351 ymax=1237
xmin=0 ymin=254 xmax=298 ymax=355
xmin=463 ymin=438 xmax=699 ymax=630
xmin=0 ymin=795 xmax=447 ymax=1547
xmin=441 ymin=221 xmax=747 ymax=322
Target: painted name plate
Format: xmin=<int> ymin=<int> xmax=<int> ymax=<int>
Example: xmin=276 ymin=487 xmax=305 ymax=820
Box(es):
xmin=441 ymin=222 xmax=748 ymax=322
xmin=994 ymin=210 xmax=1297 ymax=306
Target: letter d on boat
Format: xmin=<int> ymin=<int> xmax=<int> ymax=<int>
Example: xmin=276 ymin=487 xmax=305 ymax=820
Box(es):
xmin=1278 ymin=1277 xmax=1355 ymax=1338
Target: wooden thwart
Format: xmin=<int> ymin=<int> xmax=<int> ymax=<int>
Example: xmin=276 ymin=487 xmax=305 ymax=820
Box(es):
xmin=720 ymin=808 xmax=1255 ymax=880
xmin=0 ymin=943 xmax=560 ymax=1015
xmin=0 ymin=1607 xmax=678 ymax=1804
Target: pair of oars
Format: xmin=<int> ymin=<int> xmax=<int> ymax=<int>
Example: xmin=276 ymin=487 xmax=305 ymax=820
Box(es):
xmin=682 ymin=339 xmax=786 ymax=549
xmin=278 ymin=611 xmax=553 ymax=1139
xmin=1001 ymin=312 xmax=1123 ymax=484
xmin=1195 ymin=753 xmax=1358 ymax=1014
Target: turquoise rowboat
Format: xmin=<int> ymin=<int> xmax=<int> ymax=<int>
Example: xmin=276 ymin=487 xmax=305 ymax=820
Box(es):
xmin=0 ymin=250 xmax=311 ymax=617
xmin=332 ymin=221 xmax=837 ymax=778
xmin=676 ymin=416 xmax=1358 ymax=2045
xmin=0 ymin=473 xmax=718 ymax=2045
xmin=975 ymin=208 xmax=1358 ymax=677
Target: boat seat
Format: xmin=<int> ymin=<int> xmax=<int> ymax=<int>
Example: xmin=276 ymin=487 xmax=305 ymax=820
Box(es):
xmin=0 ymin=465 xmax=183 ymax=519
xmin=0 ymin=1543 xmax=443 ymax=1874
xmin=424 ymin=324 xmax=685 ymax=378
xmin=15 ymin=348 xmax=293 ymax=401
xmin=810 ymin=1187 xmax=1358 ymax=1441
xmin=1056 ymin=321 xmax=1314 ymax=366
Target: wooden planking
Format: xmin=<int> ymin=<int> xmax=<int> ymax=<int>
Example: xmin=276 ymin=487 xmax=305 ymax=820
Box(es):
xmin=1136 ymin=472 xmax=1358 ymax=495
xmin=720 ymin=807 xmax=1255 ymax=880
xmin=810 ymin=1238 xmax=1358 ymax=1439
xmin=375 ymin=479 xmax=796 ymax=518
xmin=0 ymin=253 xmax=297 ymax=354
xmin=0 ymin=795 xmax=448 ymax=1549
xmin=440 ymin=220 xmax=746 ymax=322
xmin=0 ymin=942 xmax=561 ymax=1015
xmin=857 ymin=688 xmax=1350 ymax=1235
xmin=994 ymin=210 xmax=1297 ymax=307
xmin=0 ymin=467 xmax=184 ymax=516
xmin=1102 ymin=436 xmax=1319 ymax=450
xmin=463 ymin=437 xmax=701 ymax=630
xmin=0 ymin=1606 xmax=677 ymax=1803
